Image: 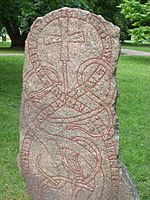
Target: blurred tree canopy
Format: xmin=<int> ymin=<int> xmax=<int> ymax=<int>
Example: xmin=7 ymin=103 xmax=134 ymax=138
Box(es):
xmin=0 ymin=0 xmax=27 ymax=47
xmin=120 ymin=0 xmax=150 ymax=44
xmin=0 ymin=0 xmax=127 ymax=48
xmin=91 ymin=0 xmax=129 ymax=42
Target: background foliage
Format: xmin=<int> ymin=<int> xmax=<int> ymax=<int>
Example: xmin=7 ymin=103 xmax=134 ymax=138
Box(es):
xmin=0 ymin=0 xmax=128 ymax=47
xmin=120 ymin=0 xmax=150 ymax=43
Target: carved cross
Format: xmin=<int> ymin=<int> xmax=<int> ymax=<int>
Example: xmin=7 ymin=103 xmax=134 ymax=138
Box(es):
xmin=45 ymin=18 xmax=85 ymax=61
xmin=44 ymin=18 xmax=85 ymax=93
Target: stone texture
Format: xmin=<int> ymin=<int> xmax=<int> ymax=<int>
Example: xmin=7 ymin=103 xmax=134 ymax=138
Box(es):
xmin=19 ymin=7 xmax=140 ymax=200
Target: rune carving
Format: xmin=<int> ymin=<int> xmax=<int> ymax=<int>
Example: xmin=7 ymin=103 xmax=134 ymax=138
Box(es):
xmin=19 ymin=8 xmax=139 ymax=200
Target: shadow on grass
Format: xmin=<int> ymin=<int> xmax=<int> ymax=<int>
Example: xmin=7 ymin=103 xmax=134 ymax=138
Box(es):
xmin=122 ymin=42 xmax=150 ymax=52
xmin=123 ymin=42 xmax=150 ymax=47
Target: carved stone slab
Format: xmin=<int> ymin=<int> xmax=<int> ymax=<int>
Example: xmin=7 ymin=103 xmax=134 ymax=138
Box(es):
xmin=19 ymin=7 xmax=139 ymax=200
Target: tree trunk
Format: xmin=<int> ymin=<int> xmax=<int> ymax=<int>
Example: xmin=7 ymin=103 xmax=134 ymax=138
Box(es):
xmin=11 ymin=32 xmax=27 ymax=48
xmin=5 ymin=20 xmax=27 ymax=48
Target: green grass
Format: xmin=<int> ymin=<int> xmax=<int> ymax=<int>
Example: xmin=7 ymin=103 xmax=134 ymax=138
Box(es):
xmin=0 ymin=55 xmax=150 ymax=199
xmin=0 ymin=41 xmax=11 ymax=48
xmin=0 ymin=42 xmax=24 ymax=54
xmin=122 ymin=42 xmax=150 ymax=52
xmin=0 ymin=56 xmax=31 ymax=200
xmin=117 ymin=55 xmax=150 ymax=200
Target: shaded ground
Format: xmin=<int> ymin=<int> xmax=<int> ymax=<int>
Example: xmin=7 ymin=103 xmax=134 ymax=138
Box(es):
xmin=122 ymin=42 xmax=150 ymax=53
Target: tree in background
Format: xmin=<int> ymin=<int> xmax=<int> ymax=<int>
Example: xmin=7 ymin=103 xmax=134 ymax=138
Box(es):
xmin=21 ymin=0 xmax=128 ymax=41
xmin=0 ymin=0 xmax=90 ymax=48
xmin=0 ymin=0 xmax=128 ymax=48
xmin=19 ymin=0 xmax=91 ymax=34
xmin=0 ymin=0 xmax=28 ymax=48
xmin=89 ymin=0 xmax=129 ymax=42
xmin=120 ymin=0 xmax=150 ymax=44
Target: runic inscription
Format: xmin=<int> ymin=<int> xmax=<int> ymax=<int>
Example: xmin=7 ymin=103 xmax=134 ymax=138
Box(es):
xmin=19 ymin=7 xmax=140 ymax=200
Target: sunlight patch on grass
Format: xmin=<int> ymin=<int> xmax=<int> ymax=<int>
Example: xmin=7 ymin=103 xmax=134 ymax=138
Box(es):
xmin=0 ymin=42 xmax=24 ymax=54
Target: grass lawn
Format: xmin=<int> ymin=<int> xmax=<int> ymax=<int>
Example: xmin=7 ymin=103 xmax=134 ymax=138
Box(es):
xmin=117 ymin=55 xmax=150 ymax=200
xmin=0 ymin=42 xmax=24 ymax=54
xmin=0 ymin=54 xmax=150 ymax=200
xmin=122 ymin=42 xmax=150 ymax=52
xmin=0 ymin=56 xmax=31 ymax=200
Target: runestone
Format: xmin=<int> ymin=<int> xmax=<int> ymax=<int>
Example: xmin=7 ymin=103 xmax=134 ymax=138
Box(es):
xmin=19 ymin=7 xmax=140 ymax=200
